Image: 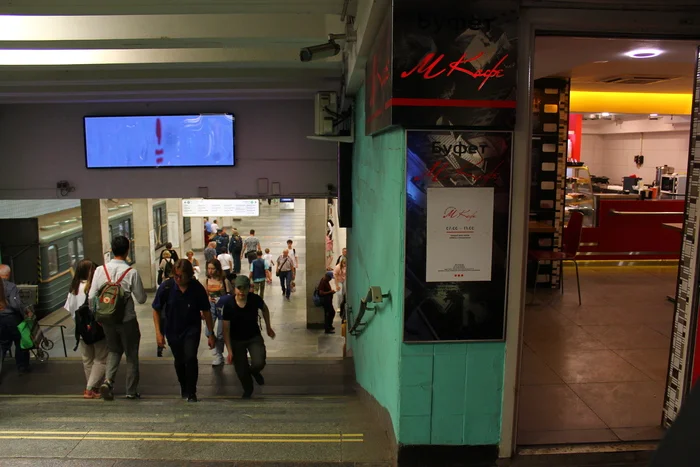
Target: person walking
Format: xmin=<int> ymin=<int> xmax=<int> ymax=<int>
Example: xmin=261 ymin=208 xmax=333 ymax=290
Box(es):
xmin=64 ymin=260 xmax=108 ymax=398
xmin=204 ymin=218 xmax=213 ymax=247
xmin=0 ymin=268 xmax=31 ymax=379
xmin=228 ymin=228 xmax=243 ymax=274
xmin=152 ymin=260 xmax=216 ymax=402
xmin=200 ymin=259 xmax=232 ymax=366
xmin=333 ymin=257 xmax=347 ymax=313
xmin=242 ymin=230 xmax=261 ymax=272
xmin=185 ymin=250 xmax=200 ymax=279
xmin=249 ymin=251 xmax=271 ymax=299
xmin=89 ymin=236 xmax=147 ymax=401
xmin=286 ymin=240 xmax=298 ymax=269
xmin=215 ymin=229 xmax=230 ymax=255
xmin=158 ymin=250 xmax=175 ymax=286
xmin=220 ymin=275 xmax=276 ymax=399
xmin=159 ymin=242 xmax=180 ymax=263
xmin=204 ymin=241 xmax=217 ymax=263
xmin=325 ymin=234 xmax=334 ymax=270
xmin=275 ymin=249 xmax=296 ymax=300
xmin=317 ymin=271 xmax=337 ymax=334
xmin=217 ymin=247 xmax=234 ymax=282
xmin=336 ymin=248 xmax=347 ymax=266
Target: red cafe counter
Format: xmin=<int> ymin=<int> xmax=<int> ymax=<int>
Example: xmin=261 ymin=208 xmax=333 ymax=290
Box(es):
xmin=571 ymin=198 xmax=684 ymax=260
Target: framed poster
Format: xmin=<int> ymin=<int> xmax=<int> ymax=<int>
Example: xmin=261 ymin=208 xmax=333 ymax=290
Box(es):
xmin=426 ymin=187 xmax=494 ymax=282
xmin=404 ymin=130 xmax=512 ymax=342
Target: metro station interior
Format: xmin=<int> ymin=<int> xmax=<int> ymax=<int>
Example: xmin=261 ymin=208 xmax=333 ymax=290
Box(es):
xmin=3 ymin=2 xmax=700 ymax=467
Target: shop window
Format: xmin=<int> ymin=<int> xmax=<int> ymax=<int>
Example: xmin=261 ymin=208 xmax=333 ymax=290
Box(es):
xmin=47 ymin=245 xmax=59 ymax=276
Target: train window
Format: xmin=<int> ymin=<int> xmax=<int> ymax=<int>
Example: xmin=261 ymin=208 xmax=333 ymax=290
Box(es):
xmin=77 ymin=237 xmax=84 ymax=260
xmin=183 ymin=216 xmax=191 ymax=234
xmin=47 ymin=244 xmax=59 ymax=276
xmin=124 ymin=219 xmax=132 ymax=239
xmin=153 ymin=204 xmax=167 ymax=247
xmin=68 ymin=240 xmax=77 ymax=269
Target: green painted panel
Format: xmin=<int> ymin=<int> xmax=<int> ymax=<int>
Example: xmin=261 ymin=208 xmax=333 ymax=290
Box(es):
xmin=399 ymin=415 xmax=432 ymax=445
xmin=434 ymin=343 xmax=468 ymax=355
xmin=402 ymin=343 xmax=435 ymax=355
xmin=348 ymin=85 xmax=406 ymax=439
xmin=401 ymin=384 xmax=433 ymax=417
xmin=401 ymin=354 xmax=433 ymax=387
xmin=430 ymin=414 xmax=465 ymax=445
xmin=432 ymin=354 xmax=467 ymax=416
xmin=463 ymin=343 xmax=505 ymax=445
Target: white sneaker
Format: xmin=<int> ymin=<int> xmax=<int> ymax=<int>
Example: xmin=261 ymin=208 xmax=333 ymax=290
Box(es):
xmin=212 ymin=355 xmax=224 ymax=366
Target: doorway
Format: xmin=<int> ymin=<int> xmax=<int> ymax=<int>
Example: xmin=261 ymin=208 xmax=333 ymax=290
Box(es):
xmin=517 ymin=35 xmax=698 ymax=446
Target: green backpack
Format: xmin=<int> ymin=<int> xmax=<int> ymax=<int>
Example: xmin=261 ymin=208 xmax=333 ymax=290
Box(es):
xmin=96 ymin=265 xmax=132 ymax=325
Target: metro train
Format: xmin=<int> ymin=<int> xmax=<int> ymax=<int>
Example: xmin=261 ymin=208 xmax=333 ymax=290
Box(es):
xmin=0 ymin=201 xmax=136 ymax=319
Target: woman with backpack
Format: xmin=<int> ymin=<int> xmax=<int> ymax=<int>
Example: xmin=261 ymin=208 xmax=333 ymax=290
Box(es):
xmin=64 ymin=259 xmax=107 ymax=399
xmin=200 ymin=259 xmax=233 ymax=366
xmin=158 ymin=250 xmax=175 ymax=286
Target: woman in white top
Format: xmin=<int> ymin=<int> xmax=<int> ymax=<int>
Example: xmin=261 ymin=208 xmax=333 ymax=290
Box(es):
xmin=64 ymin=259 xmax=108 ymax=399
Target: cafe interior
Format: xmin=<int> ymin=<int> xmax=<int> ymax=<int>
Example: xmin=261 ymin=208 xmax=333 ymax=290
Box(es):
xmin=518 ymin=36 xmax=696 ymax=446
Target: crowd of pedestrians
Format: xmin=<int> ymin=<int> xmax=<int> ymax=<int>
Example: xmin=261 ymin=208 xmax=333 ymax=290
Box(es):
xmin=1 ymin=213 xmax=348 ymax=401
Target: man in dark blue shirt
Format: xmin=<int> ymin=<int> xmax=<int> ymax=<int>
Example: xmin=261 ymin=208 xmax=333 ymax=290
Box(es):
xmin=220 ymin=275 xmax=276 ymax=399
xmin=152 ymin=259 xmax=216 ymax=402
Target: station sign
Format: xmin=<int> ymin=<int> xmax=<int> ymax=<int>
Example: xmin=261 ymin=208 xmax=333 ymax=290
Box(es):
xmin=181 ymin=199 xmax=260 ymax=217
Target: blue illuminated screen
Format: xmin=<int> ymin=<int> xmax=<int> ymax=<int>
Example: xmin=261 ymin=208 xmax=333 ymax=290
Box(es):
xmin=84 ymin=114 xmax=235 ymax=168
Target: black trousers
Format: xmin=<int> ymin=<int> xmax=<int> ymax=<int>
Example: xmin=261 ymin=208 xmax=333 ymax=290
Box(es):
xmin=322 ymin=299 xmax=335 ymax=331
xmin=0 ymin=313 xmax=30 ymax=372
xmin=232 ymin=334 xmax=266 ymax=395
xmin=167 ymin=327 xmax=201 ymax=397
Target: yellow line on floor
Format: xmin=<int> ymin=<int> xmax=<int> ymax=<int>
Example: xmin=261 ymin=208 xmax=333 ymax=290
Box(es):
xmin=0 ymin=430 xmax=363 ymax=438
xmin=0 ymin=436 xmax=364 ymax=443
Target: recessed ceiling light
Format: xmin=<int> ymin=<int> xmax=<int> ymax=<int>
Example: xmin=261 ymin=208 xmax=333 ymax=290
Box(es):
xmin=624 ymin=48 xmax=663 ymax=59
xmin=593 ymin=60 xmax=609 ymax=64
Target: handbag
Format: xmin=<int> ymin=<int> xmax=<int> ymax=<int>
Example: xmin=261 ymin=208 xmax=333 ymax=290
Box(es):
xmin=17 ymin=316 xmax=38 ymax=350
xmin=276 ymin=257 xmax=289 ymax=277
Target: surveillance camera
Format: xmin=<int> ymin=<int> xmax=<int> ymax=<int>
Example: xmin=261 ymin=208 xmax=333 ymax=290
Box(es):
xmin=300 ymin=41 xmax=341 ymax=62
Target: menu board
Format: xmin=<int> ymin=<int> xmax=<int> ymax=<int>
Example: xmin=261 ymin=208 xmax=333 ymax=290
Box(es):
xmin=182 ymin=199 xmax=259 ymax=217
xmin=426 ymin=187 xmax=494 ymax=282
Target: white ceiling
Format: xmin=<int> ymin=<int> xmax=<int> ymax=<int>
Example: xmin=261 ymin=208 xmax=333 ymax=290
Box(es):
xmin=0 ymin=1 xmax=359 ymax=103
xmin=535 ymin=36 xmax=699 ymax=93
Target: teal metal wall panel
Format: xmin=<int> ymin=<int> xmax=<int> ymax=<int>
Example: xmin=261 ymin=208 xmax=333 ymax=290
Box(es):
xmin=348 ymin=85 xmax=406 ymax=438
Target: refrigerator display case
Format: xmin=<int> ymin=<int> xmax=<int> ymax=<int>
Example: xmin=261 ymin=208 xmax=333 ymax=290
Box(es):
xmin=565 ymin=164 xmax=596 ymax=227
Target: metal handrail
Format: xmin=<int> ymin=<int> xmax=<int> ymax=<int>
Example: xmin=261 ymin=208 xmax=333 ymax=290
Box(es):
xmin=348 ymin=287 xmax=390 ymax=337
xmin=609 ymin=210 xmax=684 ymax=216
xmin=38 ymin=324 xmax=68 ymax=357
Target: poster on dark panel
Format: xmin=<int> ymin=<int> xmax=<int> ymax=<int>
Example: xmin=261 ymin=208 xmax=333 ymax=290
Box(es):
xmin=404 ymin=130 xmax=512 ymax=342
xmin=392 ymin=1 xmax=517 ymax=130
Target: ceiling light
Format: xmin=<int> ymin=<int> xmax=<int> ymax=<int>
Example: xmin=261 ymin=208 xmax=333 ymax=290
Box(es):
xmin=593 ymin=60 xmax=609 ymax=64
xmin=624 ymin=48 xmax=663 ymax=59
xmin=649 ymin=113 xmax=660 ymax=120
xmin=601 ymin=112 xmax=611 ymax=117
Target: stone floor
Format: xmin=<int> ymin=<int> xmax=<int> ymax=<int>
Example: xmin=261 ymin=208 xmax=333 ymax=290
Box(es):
xmin=38 ymin=199 xmax=344 ymax=361
xmin=518 ymin=264 xmax=676 ymax=446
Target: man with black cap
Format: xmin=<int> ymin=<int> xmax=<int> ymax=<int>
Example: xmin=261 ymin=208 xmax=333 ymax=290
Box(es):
xmin=220 ymin=275 xmax=276 ymax=398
